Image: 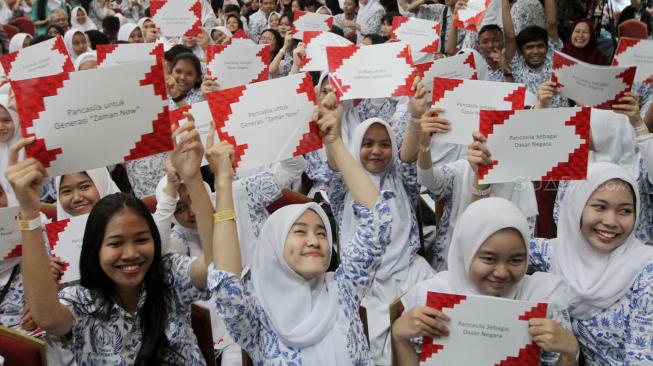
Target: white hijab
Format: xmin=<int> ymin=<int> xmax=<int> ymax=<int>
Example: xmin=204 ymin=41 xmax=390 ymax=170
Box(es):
xmin=267 ymin=11 xmax=281 ymax=28
xmin=355 ymin=0 xmax=383 ymax=41
xmin=73 ymin=50 xmax=97 ymax=70
xmin=54 ymin=168 xmax=121 ymax=220
xmin=210 ymin=26 xmax=232 ymax=43
xmin=552 ymin=162 xmax=653 ymax=320
xmin=63 ymin=29 xmax=86 ymax=60
xmin=8 ymin=33 xmax=32 ymax=53
xmin=251 ymin=203 xmax=352 ymax=366
xmin=341 ymin=118 xmax=413 ymax=281
xmin=589 ymin=108 xmax=640 ymax=179
xmin=404 ymin=197 xmax=570 ymax=312
xmin=0 ymin=94 xmax=21 ymax=202
xmin=70 ymin=6 xmax=97 ymax=32
xmin=118 ymin=23 xmax=139 ymax=42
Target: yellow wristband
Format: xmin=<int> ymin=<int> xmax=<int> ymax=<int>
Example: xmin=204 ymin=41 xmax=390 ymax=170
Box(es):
xmin=17 ymin=215 xmax=41 ymax=231
xmin=214 ymin=210 xmax=236 ymax=223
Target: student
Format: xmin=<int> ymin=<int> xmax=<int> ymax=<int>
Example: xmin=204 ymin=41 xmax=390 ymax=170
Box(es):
xmin=277 ymin=12 xmax=292 ymax=37
xmin=529 ymin=162 xmax=653 ymax=364
xmin=404 ymin=0 xmax=467 ymax=52
xmin=117 ymin=23 xmax=144 ymax=43
xmin=5 ymin=120 xmax=215 ymax=365
xmin=74 ymin=50 xmax=98 ymax=71
xmin=350 ymin=0 xmax=384 ymax=43
xmin=70 ymin=6 xmax=98 ymax=32
xmin=32 ymin=0 xmax=63 ymax=35
xmin=559 ymin=20 xmax=608 ymax=66
xmin=333 ymin=0 xmax=358 ymax=41
xmin=55 ymin=168 xmax=121 ymax=220
xmin=248 ymin=0 xmax=277 ymax=42
xmin=138 ymin=17 xmax=157 ymax=42
xmin=206 ymin=89 xmax=392 ymax=365
xmin=63 ymin=29 xmax=90 ymax=62
xmin=46 ymin=24 xmax=65 ymax=37
xmin=167 ymin=52 xmax=204 ymax=110
xmin=8 ymin=32 xmax=32 ymax=52
xmin=0 ymin=94 xmax=20 ymax=200
xmin=210 ymin=26 xmax=232 ymax=44
xmin=393 ymin=198 xmax=579 ymax=366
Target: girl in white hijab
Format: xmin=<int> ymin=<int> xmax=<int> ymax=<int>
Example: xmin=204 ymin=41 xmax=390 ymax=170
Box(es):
xmin=8 ymin=33 xmax=32 ymax=53
xmin=63 ymin=29 xmax=89 ymax=61
xmin=529 ymin=162 xmax=653 ymax=365
xmin=209 ymin=26 xmax=232 ymax=44
xmin=394 ymin=197 xmax=579 ymax=365
xmin=353 ymin=0 xmax=384 ymax=43
xmin=73 ymin=50 xmax=97 ymax=71
xmin=54 ymin=168 xmax=120 ymax=220
xmin=117 ymin=22 xmax=144 ymax=43
xmin=0 ymin=93 xmax=20 ymax=201
xmin=207 ymin=92 xmax=393 ymax=365
xmin=70 ymin=6 xmax=97 ymax=32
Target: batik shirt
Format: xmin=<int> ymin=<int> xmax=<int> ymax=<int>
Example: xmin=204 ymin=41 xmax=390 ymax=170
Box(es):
xmin=207 ymin=192 xmax=394 ymax=365
xmin=58 ymin=254 xmax=210 ymax=365
xmin=528 ymin=239 xmax=653 ymax=365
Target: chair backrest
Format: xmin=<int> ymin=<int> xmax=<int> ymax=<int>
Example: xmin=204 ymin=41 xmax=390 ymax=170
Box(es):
xmin=618 ymin=19 xmax=648 ymax=39
xmin=0 ymin=325 xmax=47 ymax=366
xmin=265 ymin=189 xmax=311 ymax=214
xmin=140 ymin=195 xmax=158 ymax=214
xmin=10 ymin=17 xmax=34 ymax=37
xmin=190 ymin=304 xmax=214 ymax=366
xmin=388 ymin=298 xmax=405 ymax=366
xmin=2 ymin=24 xmax=19 ymax=40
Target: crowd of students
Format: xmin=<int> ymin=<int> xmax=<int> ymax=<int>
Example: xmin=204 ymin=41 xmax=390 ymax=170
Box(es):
xmin=0 ymin=0 xmax=652 ymax=365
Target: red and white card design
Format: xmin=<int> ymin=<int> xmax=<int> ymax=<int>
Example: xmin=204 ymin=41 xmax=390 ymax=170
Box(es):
xmin=453 ymin=0 xmax=492 ymax=32
xmin=390 ymin=16 xmax=441 ymax=63
xmin=46 ymin=214 xmax=89 ymax=284
xmin=150 ymin=0 xmax=202 ymax=37
xmin=169 ymin=100 xmax=217 ymax=166
xmin=420 ymin=292 xmax=547 ymax=365
xmin=292 ymin=10 xmax=334 ymax=40
xmin=206 ymin=44 xmax=270 ymax=89
xmin=415 ymin=51 xmax=477 ymax=100
xmin=205 ymin=73 xmax=321 ymax=171
xmin=431 ymin=78 xmax=525 ymax=145
xmin=0 ymin=206 xmax=22 ymax=262
xmin=327 ymin=42 xmax=416 ymax=100
xmin=301 ymin=31 xmax=352 ymax=72
xmin=0 ymin=36 xmax=73 ymax=82
xmin=14 ymin=61 xmax=171 ymax=176
xmin=478 ymin=107 xmax=590 ymax=184
xmin=612 ymin=37 xmax=653 ymax=85
xmin=230 ymin=29 xmax=254 ymax=45
xmin=96 ymin=43 xmax=165 ymax=69
xmin=552 ymin=51 xmax=636 ymax=109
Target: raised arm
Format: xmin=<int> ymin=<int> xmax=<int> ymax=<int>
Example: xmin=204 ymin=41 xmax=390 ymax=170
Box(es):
xmin=467 ymin=131 xmax=492 ymax=203
xmin=317 ymin=91 xmax=379 ymax=209
xmin=270 ymin=33 xmax=292 ymax=77
xmin=502 ymin=0 xmax=517 ymax=62
xmin=445 ymin=0 xmax=467 ymax=56
xmin=205 ymin=127 xmax=241 ymax=275
xmin=170 ymin=115 xmax=214 ymax=289
xmin=544 ymin=0 xmax=558 ymax=43
xmin=5 ymin=138 xmax=73 ymax=336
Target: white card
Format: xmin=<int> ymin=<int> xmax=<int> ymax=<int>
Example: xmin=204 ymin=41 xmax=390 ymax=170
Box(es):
xmin=301 ymin=31 xmax=352 ymax=72
xmin=453 ymin=0 xmax=492 ymax=32
xmin=327 ymin=42 xmax=416 ymax=100
xmin=206 ymin=44 xmax=270 ymax=89
xmin=0 ymin=37 xmax=73 ymax=81
xmin=478 ymin=107 xmax=590 ymax=184
xmin=0 ymin=206 xmax=21 ymax=261
xmin=96 ymin=43 xmax=164 ymax=68
xmin=205 ymin=73 xmax=322 ymax=171
xmin=292 ymin=10 xmax=334 ymax=40
xmin=16 ymin=61 xmax=171 ymax=176
xmin=46 ymin=214 xmax=88 ymax=284
xmin=431 ymin=78 xmax=525 ymax=145
xmin=421 ymin=292 xmax=546 ymax=365
xmin=416 ymin=52 xmax=477 ymax=100
xmin=169 ymin=100 xmax=218 ymax=166
xmin=150 ymin=0 xmax=202 ymax=37
xmin=613 ymin=37 xmax=653 ymax=85
xmin=391 ymin=16 xmax=441 ymax=64
xmin=552 ymin=51 xmax=636 ymax=109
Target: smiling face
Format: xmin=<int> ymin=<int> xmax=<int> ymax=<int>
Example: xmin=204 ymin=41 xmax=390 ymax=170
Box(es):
xmin=72 ymin=32 xmax=88 ymax=55
xmin=0 ymin=106 xmax=15 ymax=143
xmin=172 ymin=58 xmax=199 ymax=93
xmin=173 ymin=185 xmax=197 ymax=229
xmin=468 ymin=228 xmax=527 ymax=297
xmin=521 ymin=40 xmax=547 ymax=68
xmin=259 ymin=30 xmax=277 ymax=49
xmin=76 ymin=8 xmax=87 ymax=25
xmin=343 ymin=0 xmax=357 ymax=15
xmin=261 ymin=0 xmax=276 ymax=15
xmin=570 ymin=22 xmax=591 ymax=49
xmin=360 ymin=123 xmax=393 ymax=173
xmin=226 ymin=16 xmax=240 ymax=32
xmin=99 ymin=208 xmax=155 ymax=296
xmin=283 ymin=209 xmax=331 ymax=280
xmin=580 ymin=179 xmax=636 ymax=254
xmin=59 ymin=172 xmax=101 ymax=217
xmin=278 ymin=16 xmax=291 ymax=36
xmin=128 ymin=27 xmax=144 ymax=43
xmin=269 ymin=13 xmax=280 ymax=29
xmin=478 ymin=29 xmax=504 ymax=59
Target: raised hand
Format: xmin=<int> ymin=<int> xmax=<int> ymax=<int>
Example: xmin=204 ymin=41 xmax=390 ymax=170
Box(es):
xmin=467 ymin=131 xmax=492 ymax=173
xmin=170 ymin=113 xmax=204 ymax=180
xmin=536 ymin=81 xmax=559 ymax=109
xmin=314 ymin=86 xmax=343 ymax=144
xmin=201 ymin=75 xmax=220 ymax=95
xmin=205 ymin=124 xmax=235 ymax=182
xmin=613 ymin=92 xmax=643 ymax=127
xmin=420 ymin=107 xmax=451 ymax=136
xmin=408 ymin=76 xmax=430 ymax=119
xmin=4 ymin=137 xmax=45 ymax=216
xmin=392 ymin=306 xmax=451 ymax=340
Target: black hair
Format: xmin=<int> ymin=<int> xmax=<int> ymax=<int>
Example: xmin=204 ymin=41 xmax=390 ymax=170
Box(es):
xmin=226 ymin=13 xmax=245 ymax=30
xmin=279 ymin=11 xmax=293 ymax=25
xmin=46 ymin=24 xmax=65 ymax=37
xmin=363 ymin=33 xmax=386 ymax=44
xmin=380 ymin=0 xmax=399 ymax=12
xmin=30 ymin=34 xmax=53 ymax=45
xmin=79 ymin=193 xmax=172 ymax=365
xmin=36 ymin=0 xmax=47 ymax=21
xmin=85 ymin=30 xmax=110 ymax=50
xmin=516 ymin=25 xmax=548 ymax=51
xmin=304 ymin=0 xmax=320 ymax=11
xmin=170 ymin=52 xmax=203 ymax=89
xmin=164 ymin=44 xmax=193 ymax=62
xmin=224 ymin=3 xmax=241 ymax=15
xmin=102 ymin=15 xmax=121 ymax=33
xmin=478 ymin=24 xmax=502 ymax=38
xmin=260 ymin=28 xmax=283 ymax=58
xmin=383 ymin=12 xmax=399 ymax=25
xmin=325 ymin=0 xmax=343 ymax=14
